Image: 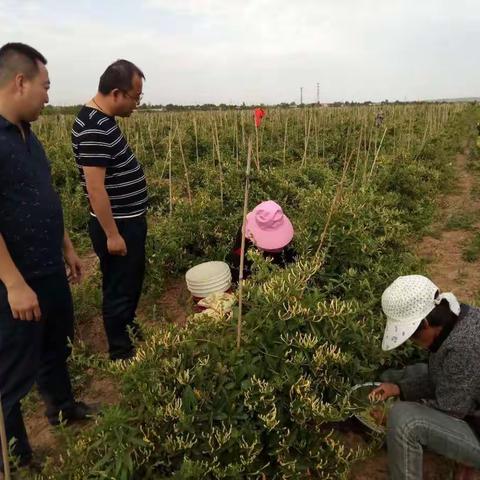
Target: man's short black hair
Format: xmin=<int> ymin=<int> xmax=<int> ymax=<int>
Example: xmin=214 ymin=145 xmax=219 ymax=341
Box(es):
xmin=0 ymin=42 xmax=47 ymax=87
xmin=98 ymin=60 xmax=145 ymax=95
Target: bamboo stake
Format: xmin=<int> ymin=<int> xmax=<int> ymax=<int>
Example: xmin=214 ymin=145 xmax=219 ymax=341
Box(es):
xmin=158 ymin=156 xmax=169 ymax=184
xmin=362 ymin=123 xmax=374 ymax=185
xmin=240 ymin=112 xmax=246 ymax=148
xmin=140 ymin=131 xmax=148 ymax=163
xmin=193 ymin=117 xmax=199 ymax=164
xmin=213 ymin=121 xmax=224 ymax=209
xmin=392 ymin=105 xmax=396 ymax=157
xmin=232 ymin=118 xmax=236 ymax=161
xmin=282 ymin=117 xmax=289 ymax=166
xmin=160 ymin=117 xmax=178 ymax=171
xmin=407 ymin=111 xmax=413 ymax=155
xmin=237 ymin=140 xmax=253 ymax=350
xmin=234 ymin=118 xmax=240 ymax=167
xmin=322 ymin=118 xmax=326 ymax=160
xmin=147 ymin=122 xmax=158 ymax=164
xmin=168 ymin=130 xmax=173 ymax=216
xmin=0 ymin=392 xmax=11 ymax=480
xmin=211 ymin=121 xmax=216 ymax=166
xmin=254 ymin=124 xmax=260 ymax=171
xmin=301 ymin=111 xmax=313 ymax=167
xmin=414 ymin=119 xmax=430 ymax=161
xmin=352 ymin=122 xmax=364 ymax=188
xmin=176 ymin=122 xmax=193 ymax=205
xmin=367 ymin=126 xmax=388 ymax=182
xmin=316 ymin=149 xmax=354 ymax=256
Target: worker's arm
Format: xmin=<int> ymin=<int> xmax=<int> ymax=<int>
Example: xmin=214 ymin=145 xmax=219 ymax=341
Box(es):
xmin=0 ymin=233 xmax=41 ymax=321
xmin=82 ymin=166 xmax=127 ymax=256
xmin=63 ymin=230 xmax=83 ymax=283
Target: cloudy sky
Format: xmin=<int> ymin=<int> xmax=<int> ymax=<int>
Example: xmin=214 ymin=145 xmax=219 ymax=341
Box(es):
xmin=1 ymin=0 xmax=478 ymax=105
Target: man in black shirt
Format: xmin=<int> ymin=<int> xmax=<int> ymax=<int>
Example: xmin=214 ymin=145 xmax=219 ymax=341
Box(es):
xmin=0 ymin=43 xmax=92 ymax=474
xmin=72 ymin=60 xmax=148 ymax=360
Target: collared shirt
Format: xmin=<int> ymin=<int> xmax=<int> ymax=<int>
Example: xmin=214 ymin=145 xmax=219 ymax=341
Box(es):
xmin=71 ymin=107 xmax=148 ymax=219
xmin=0 ymin=115 xmax=65 ymax=280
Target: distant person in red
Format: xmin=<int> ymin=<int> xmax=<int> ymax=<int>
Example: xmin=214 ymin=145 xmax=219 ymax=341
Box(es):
xmin=254 ymin=107 xmax=266 ymax=128
xmin=229 ymin=200 xmax=296 ymax=282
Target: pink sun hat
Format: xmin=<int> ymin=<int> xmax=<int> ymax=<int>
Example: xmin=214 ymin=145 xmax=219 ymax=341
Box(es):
xmin=245 ymin=200 xmax=294 ymax=251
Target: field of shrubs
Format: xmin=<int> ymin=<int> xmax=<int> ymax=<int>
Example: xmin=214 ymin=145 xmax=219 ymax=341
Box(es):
xmin=27 ymin=103 xmax=479 ymax=479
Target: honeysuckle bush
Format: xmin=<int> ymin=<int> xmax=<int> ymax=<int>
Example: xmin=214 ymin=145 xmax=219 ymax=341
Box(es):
xmin=32 ymin=105 xmax=479 ymax=479
xmin=42 ymin=259 xmax=374 ymax=479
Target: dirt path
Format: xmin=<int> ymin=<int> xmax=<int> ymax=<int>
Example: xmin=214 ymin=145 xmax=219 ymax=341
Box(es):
xmin=416 ymin=150 xmax=480 ymax=303
xmin=351 ymin=146 xmax=480 ymax=479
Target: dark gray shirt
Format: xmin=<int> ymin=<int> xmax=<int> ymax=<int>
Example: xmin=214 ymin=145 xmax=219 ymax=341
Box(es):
xmin=0 ymin=115 xmax=64 ymax=280
xmin=399 ymin=304 xmax=480 ymax=423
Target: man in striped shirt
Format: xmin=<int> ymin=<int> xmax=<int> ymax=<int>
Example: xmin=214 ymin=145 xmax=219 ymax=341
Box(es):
xmin=72 ymin=60 xmax=148 ymax=360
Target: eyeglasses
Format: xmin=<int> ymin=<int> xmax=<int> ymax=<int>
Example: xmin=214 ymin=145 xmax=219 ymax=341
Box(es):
xmin=123 ymin=91 xmax=144 ymax=104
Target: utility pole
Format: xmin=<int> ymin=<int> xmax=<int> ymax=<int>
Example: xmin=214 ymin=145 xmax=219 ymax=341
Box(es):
xmin=300 ymin=86 xmax=303 ymax=105
xmin=316 ymin=82 xmax=320 ymax=105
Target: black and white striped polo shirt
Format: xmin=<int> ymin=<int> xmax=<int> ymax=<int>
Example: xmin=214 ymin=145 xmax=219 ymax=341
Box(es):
xmin=71 ymin=106 xmax=148 ymax=219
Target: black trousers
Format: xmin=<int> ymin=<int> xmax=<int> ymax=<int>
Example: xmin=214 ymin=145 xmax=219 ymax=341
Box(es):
xmin=88 ymin=215 xmax=147 ymax=360
xmin=0 ymin=271 xmax=75 ymax=469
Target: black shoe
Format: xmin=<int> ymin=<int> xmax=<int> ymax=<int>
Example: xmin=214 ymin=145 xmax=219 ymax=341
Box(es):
xmin=1 ymin=455 xmax=43 ymax=476
xmin=110 ymin=348 xmax=136 ymax=361
xmin=49 ymin=401 xmax=99 ymax=426
xmin=24 ymin=457 xmax=44 ymax=473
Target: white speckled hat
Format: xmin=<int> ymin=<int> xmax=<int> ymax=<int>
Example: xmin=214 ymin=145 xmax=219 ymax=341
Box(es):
xmin=381 ymin=275 xmax=460 ymax=351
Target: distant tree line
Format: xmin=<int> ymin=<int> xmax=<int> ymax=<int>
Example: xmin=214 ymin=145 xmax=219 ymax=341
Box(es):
xmin=41 ymin=99 xmax=478 ymax=115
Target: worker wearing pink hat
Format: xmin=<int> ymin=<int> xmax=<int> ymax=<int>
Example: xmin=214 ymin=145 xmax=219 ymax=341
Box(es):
xmin=229 ymin=200 xmax=296 ymax=282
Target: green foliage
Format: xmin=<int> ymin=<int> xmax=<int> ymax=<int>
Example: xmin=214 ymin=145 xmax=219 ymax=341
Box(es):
xmin=30 ymin=104 xmax=479 ymax=479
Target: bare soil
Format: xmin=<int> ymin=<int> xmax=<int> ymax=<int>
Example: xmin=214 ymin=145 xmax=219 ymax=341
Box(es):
xmin=416 ymin=151 xmax=480 ymax=303
xmin=146 ymin=278 xmax=191 ymax=327
xmin=24 ymin=375 xmax=120 ymax=464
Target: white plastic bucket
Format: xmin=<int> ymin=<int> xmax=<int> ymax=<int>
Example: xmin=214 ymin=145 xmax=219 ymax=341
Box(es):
xmin=186 ymin=271 xmax=231 ymax=286
xmin=186 ymin=261 xmax=232 ymax=299
xmin=188 ymin=277 xmax=232 ymax=291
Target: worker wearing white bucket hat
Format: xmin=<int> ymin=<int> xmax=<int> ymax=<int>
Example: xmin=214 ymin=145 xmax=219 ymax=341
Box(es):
xmin=369 ymin=275 xmax=480 ymax=480
xmin=381 ymin=275 xmax=460 ymax=351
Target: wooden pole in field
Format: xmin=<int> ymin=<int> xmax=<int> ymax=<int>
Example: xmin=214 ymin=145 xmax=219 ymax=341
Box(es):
xmin=0 ymin=392 xmax=11 ymax=480
xmin=176 ymin=121 xmax=193 ymax=205
xmin=283 ymin=116 xmax=289 ymax=166
xmin=193 ymin=117 xmax=200 ymax=164
xmin=168 ymin=130 xmax=173 ymax=217
xmin=213 ymin=120 xmax=224 ymax=209
xmin=316 ymin=148 xmax=354 ymax=256
xmin=301 ymin=110 xmax=312 ymax=168
xmin=254 ymin=125 xmax=260 ymax=171
xmin=237 ymin=140 xmax=253 ymax=350
xmin=367 ymin=126 xmax=388 ymax=182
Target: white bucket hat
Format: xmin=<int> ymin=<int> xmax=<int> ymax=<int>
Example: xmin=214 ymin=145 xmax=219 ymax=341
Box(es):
xmin=381 ymin=275 xmax=461 ymax=351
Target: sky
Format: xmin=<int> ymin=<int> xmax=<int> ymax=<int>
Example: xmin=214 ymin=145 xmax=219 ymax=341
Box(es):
xmin=1 ymin=0 xmax=478 ymax=105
